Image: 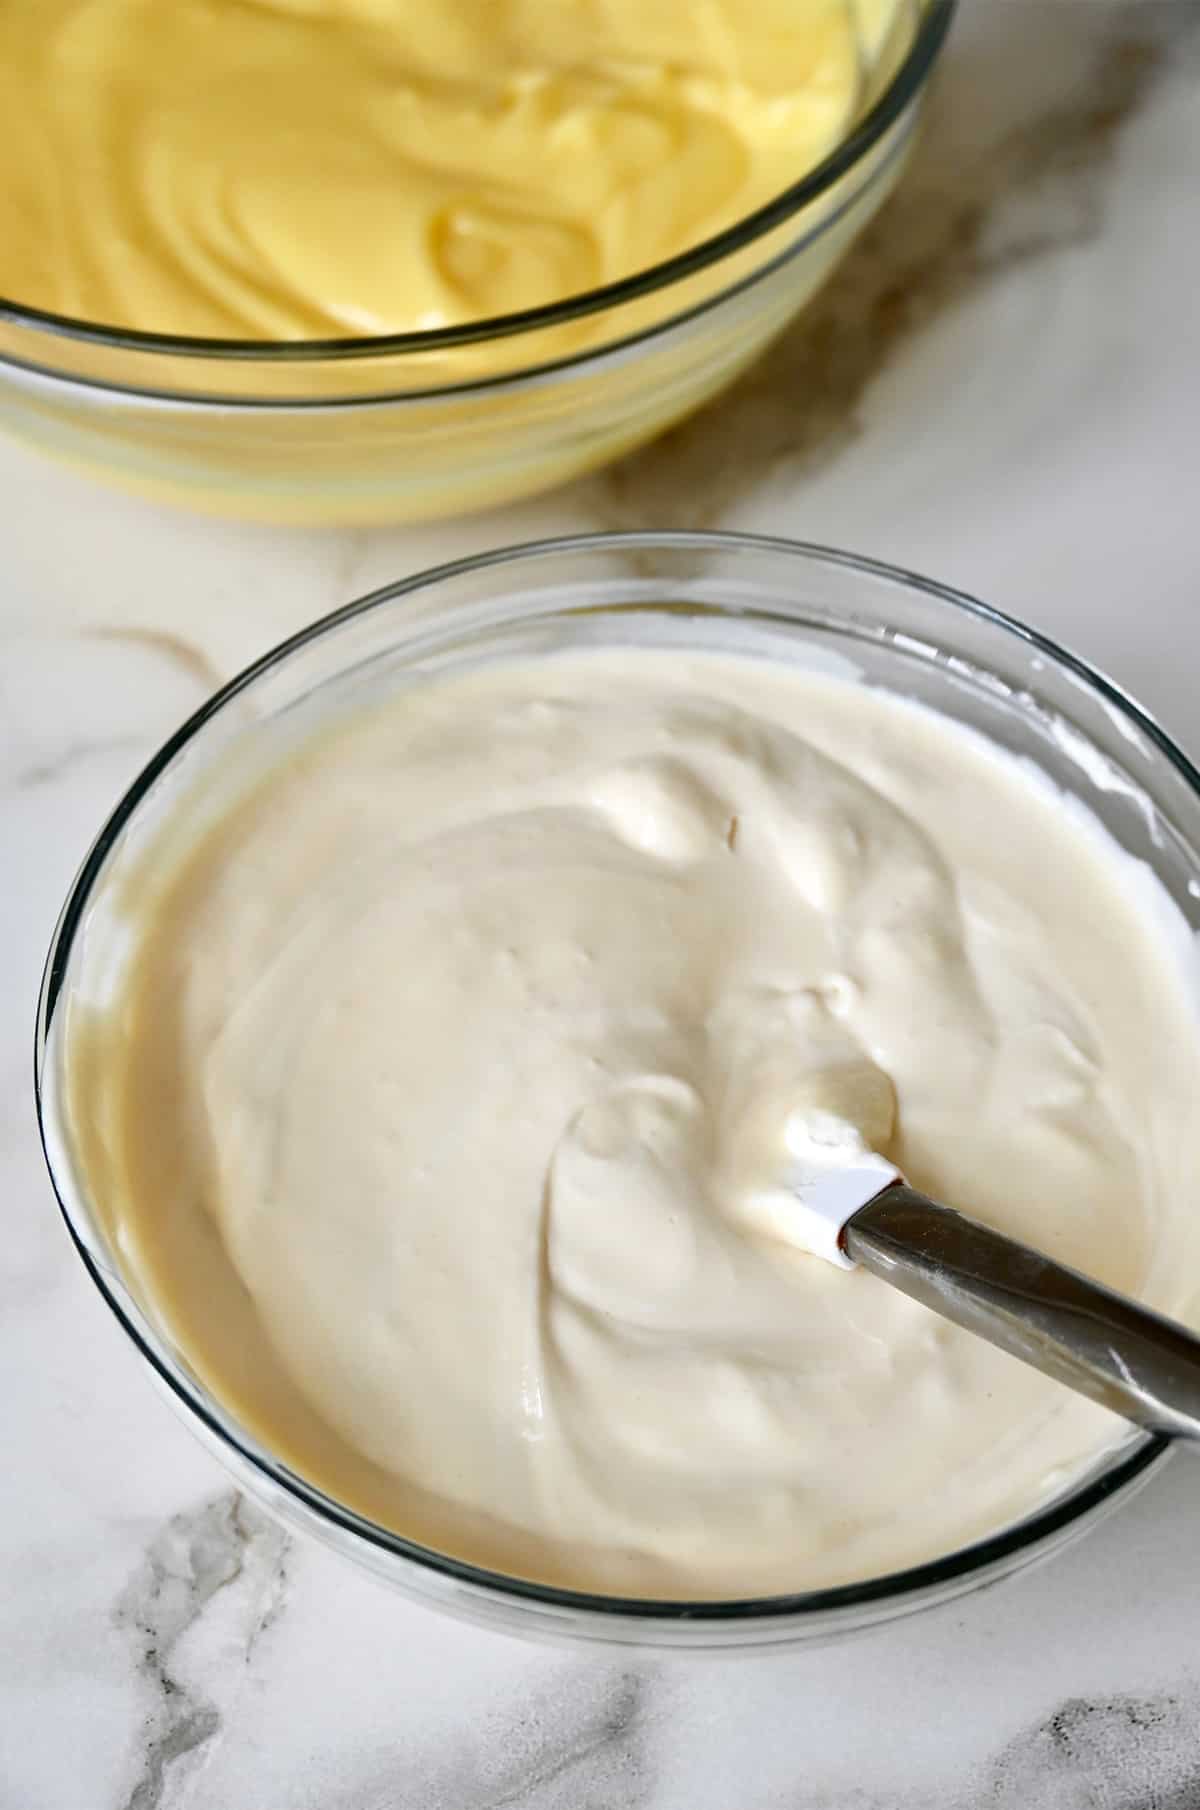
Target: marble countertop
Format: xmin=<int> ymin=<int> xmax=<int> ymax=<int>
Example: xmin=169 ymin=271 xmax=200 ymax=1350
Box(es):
xmin=5 ymin=4 xmax=1200 ymax=1805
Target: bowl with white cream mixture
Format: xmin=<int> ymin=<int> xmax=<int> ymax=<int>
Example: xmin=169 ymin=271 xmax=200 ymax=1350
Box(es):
xmin=38 ymin=534 xmax=1200 ymax=1648
xmin=0 ymin=0 xmax=951 ymax=522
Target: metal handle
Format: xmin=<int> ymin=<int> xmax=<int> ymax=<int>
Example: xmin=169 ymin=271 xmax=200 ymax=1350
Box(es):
xmin=844 ymin=1186 xmax=1200 ymax=1444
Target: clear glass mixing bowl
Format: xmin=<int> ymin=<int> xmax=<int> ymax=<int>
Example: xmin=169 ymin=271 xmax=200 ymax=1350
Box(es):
xmin=37 ymin=532 xmax=1195 ymax=1650
xmin=0 ymin=4 xmax=952 ymax=525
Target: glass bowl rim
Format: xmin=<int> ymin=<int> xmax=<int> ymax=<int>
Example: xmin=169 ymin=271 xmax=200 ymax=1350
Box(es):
xmin=2 ymin=1 xmax=954 ymax=369
xmin=36 ymin=527 xmax=1183 ymax=1631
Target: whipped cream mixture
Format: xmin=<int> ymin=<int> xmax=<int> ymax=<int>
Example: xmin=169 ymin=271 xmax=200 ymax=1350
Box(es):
xmin=75 ymin=648 xmax=1200 ymax=1597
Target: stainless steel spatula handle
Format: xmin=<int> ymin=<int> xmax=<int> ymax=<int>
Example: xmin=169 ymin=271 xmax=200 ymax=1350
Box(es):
xmin=845 ymin=1186 xmax=1200 ymax=1444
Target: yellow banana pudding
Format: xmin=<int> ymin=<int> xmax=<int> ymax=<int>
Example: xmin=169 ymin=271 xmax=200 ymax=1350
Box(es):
xmin=1 ymin=0 xmax=900 ymax=339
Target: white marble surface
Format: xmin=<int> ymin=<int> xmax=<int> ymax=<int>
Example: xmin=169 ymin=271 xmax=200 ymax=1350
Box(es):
xmin=5 ymin=5 xmax=1200 ymax=1805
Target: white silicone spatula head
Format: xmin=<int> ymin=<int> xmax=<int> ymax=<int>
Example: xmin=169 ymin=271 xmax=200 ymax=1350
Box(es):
xmin=761 ymin=1116 xmax=1200 ymax=1446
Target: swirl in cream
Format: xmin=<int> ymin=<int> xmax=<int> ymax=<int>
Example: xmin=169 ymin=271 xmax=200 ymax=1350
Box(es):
xmin=74 ymin=649 xmax=1200 ymax=1596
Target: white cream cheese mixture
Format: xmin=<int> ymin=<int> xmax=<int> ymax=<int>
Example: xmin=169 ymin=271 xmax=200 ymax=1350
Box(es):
xmin=74 ymin=647 xmax=1200 ymax=1597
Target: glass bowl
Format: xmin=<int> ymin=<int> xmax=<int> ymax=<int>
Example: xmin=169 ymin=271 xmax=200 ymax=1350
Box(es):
xmin=0 ymin=4 xmax=952 ymax=526
xmin=36 ymin=531 xmax=1193 ymax=1651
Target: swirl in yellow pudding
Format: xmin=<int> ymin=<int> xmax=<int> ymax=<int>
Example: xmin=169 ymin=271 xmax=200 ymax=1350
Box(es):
xmin=0 ymin=0 xmax=901 ymax=338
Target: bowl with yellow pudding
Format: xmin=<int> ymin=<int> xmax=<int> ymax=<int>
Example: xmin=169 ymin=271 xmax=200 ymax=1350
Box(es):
xmin=0 ymin=1 xmax=951 ymax=524
xmin=37 ymin=533 xmax=1200 ymax=1648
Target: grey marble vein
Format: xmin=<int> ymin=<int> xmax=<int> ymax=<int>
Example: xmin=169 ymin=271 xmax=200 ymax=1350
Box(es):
xmin=14 ymin=733 xmax=144 ymax=791
xmin=981 ymin=1690 xmax=1200 ymax=1810
xmin=745 ymin=1688 xmax=1200 ymax=1810
xmin=113 ymin=1492 xmax=289 ymax=1810
xmin=585 ymin=2 xmax=1197 ymax=534
xmin=334 ymin=1666 xmax=658 ymax=1810
xmin=86 ymin=626 xmax=225 ymax=697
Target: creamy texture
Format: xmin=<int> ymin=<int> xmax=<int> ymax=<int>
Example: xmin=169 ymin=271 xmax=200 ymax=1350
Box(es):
xmin=1 ymin=0 xmax=903 ymax=340
xmin=76 ymin=650 xmax=1200 ymax=1598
